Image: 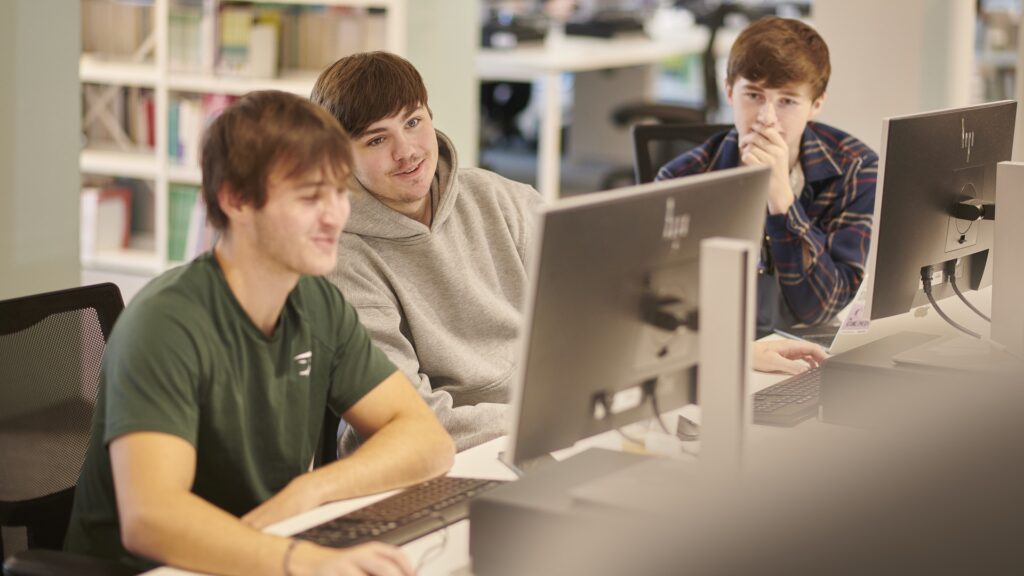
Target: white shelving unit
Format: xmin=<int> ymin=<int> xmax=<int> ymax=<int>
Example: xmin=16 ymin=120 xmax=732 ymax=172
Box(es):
xmin=79 ymin=0 xmax=406 ymax=278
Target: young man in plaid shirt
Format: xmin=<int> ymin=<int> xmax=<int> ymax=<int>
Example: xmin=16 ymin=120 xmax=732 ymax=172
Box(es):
xmin=658 ymin=17 xmax=878 ymax=337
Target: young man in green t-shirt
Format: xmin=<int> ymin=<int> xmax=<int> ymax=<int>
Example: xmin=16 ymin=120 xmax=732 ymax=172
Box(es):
xmin=65 ymin=91 xmax=454 ymax=575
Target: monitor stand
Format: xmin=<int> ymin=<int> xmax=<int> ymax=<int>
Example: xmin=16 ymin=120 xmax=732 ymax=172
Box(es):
xmin=991 ymin=161 xmax=1024 ymax=359
xmin=885 ymin=161 xmax=1024 ymax=375
xmin=894 ymin=161 xmax=1024 ymax=373
xmin=891 ymin=335 xmax=1024 ymax=374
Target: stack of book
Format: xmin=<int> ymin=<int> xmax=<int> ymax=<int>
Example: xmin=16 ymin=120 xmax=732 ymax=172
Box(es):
xmin=168 ymin=93 xmax=236 ymax=168
xmin=83 ymin=86 xmax=155 ymax=152
xmin=164 ymin=3 xmax=389 ymax=78
xmin=280 ymin=6 xmax=388 ymax=71
xmin=82 ymin=0 xmax=154 ymax=59
xmin=80 ymin=186 xmax=133 ymax=260
xmin=170 ymin=2 xmax=205 ymax=72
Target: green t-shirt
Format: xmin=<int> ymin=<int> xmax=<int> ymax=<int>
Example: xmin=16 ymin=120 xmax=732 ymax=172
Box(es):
xmin=64 ymin=253 xmax=396 ymax=569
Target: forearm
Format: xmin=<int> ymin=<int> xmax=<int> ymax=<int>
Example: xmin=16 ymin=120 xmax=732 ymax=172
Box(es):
xmin=341 ymin=397 xmax=506 ymax=455
xmin=309 ymin=413 xmax=454 ymax=504
xmin=122 ymin=489 xmax=294 ymax=576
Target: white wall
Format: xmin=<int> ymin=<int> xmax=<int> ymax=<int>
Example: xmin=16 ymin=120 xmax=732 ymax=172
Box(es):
xmin=813 ymin=0 xmax=975 ymax=152
xmin=0 ymin=1 xmax=81 ymax=300
xmin=404 ymin=0 xmax=481 ymax=166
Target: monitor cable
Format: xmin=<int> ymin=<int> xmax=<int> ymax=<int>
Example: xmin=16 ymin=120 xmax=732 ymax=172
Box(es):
xmin=643 ymin=380 xmax=701 ymax=457
xmin=944 ymin=260 xmax=991 ymax=322
xmin=921 ymin=265 xmax=981 ymax=339
xmin=642 ymin=378 xmax=672 ymax=435
xmin=599 ymin=381 xmax=689 ymax=446
xmin=595 ymin=392 xmax=651 ymax=446
xmin=414 ymin=512 xmax=450 ymax=573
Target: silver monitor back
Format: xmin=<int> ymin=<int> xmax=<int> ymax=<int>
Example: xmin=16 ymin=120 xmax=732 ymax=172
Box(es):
xmin=506 ymin=165 xmax=770 ymax=467
xmin=866 ymin=100 xmax=1016 ymax=320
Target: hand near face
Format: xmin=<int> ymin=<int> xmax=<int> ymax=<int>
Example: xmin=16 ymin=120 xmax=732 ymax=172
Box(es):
xmin=739 ymin=122 xmax=795 ymax=216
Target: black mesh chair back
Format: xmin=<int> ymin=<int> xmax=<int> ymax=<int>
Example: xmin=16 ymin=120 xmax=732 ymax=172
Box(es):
xmin=314 ymin=407 xmax=342 ymax=469
xmin=631 ymin=122 xmax=733 ymax=184
xmin=0 ymin=283 xmax=123 ymax=558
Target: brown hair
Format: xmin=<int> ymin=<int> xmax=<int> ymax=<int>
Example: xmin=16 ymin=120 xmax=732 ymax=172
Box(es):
xmin=200 ymin=90 xmax=352 ymax=231
xmin=726 ymin=17 xmax=830 ymax=100
xmin=310 ymin=51 xmax=430 ymax=138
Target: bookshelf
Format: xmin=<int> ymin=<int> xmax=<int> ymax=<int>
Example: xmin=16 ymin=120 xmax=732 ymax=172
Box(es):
xmin=976 ymin=1 xmax=1021 ymax=102
xmin=79 ymin=0 xmax=407 ymax=278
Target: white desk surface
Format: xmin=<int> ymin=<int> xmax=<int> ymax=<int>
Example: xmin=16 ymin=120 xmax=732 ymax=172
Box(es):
xmin=146 ymin=289 xmax=996 ymax=576
xmin=476 ymin=31 xmax=708 ymax=81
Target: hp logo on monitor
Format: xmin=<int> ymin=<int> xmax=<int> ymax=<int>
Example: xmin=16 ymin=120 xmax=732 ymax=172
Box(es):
xmin=662 ymin=197 xmax=690 ymax=250
xmin=962 ymin=118 xmax=975 ymax=163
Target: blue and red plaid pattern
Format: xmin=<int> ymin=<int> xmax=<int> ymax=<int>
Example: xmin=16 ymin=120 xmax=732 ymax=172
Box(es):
xmin=656 ymin=122 xmax=878 ymax=326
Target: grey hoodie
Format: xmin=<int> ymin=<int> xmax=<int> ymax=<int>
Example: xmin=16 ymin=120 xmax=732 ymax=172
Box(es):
xmin=329 ymin=131 xmax=543 ymax=452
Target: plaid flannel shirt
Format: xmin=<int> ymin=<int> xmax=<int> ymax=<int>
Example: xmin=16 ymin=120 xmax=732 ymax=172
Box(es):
xmin=656 ymin=122 xmax=878 ymax=326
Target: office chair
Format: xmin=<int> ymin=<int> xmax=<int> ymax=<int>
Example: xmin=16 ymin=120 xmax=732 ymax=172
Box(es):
xmin=315 ymin=407 xmax=343 ymax=468
xmin=632 ymin=122 xmax=733 ymax=183
xmin=0 ymin=283 xmax=137 ymax=576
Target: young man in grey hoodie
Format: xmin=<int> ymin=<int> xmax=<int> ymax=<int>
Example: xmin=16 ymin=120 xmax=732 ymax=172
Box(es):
xmin=311 ymin=52 xmax=827 ymax=453
xmin=311 ymin=52 xmax=543 ymax=452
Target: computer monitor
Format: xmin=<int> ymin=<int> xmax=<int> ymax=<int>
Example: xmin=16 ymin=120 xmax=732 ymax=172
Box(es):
xmin=505 ymin=165 xmax=770 ymax=467
xmin=866 ymin=100 xmax=1016 ymax=321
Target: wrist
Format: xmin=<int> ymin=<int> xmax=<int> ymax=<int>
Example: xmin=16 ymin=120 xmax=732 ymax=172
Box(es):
xmin=289 ymin=472 xmax=329 ymax=509
xmin=287 ymin=540 xmax=332 ymax=576
xmin=767 ymin=189 xmax=793 ymax=215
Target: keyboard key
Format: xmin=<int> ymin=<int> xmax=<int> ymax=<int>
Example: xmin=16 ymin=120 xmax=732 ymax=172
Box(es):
xmin=753 ymin=366 xmax=823 ymax=426
xmin=297 ymin=476 xmax=505 ymax=548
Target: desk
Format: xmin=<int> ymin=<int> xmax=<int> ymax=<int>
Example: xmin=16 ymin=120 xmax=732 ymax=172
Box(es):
xmin=145 ymin=290 xmax=997 ymax=576
xmin=142 ymin=371 xmax=783 ymax=576
xmin=477 ymin=30 xmax=708 ymax=202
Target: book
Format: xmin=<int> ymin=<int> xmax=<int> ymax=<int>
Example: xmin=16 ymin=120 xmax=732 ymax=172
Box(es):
xmin=168 ymin=184 xmax=200 ymax=262
xmin=219 ymin=4 xmax=253 ymax=74
xmin=169 ymin=3 xmax=203 ymax=72
xmin=185 ymin=195 xmax=217 ymax=260
xmin=81 ymin=187 xmax=133 ymax=260
xmin=248 ymin=23 xmax=279 ymax=78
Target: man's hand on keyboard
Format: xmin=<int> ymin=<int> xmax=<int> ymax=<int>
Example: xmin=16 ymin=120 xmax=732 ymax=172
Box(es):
xmin=241 ymin=474 xmax=323 ymax=530
xmin=753 ymin=339 xmax=827 ymax=375
xmin=296 ymin=541 xmax=414 ymax=576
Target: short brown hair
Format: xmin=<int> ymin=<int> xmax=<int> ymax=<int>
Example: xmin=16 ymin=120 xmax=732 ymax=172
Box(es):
xmin=200 ymin=90 xmax=352 ymax=231
xmin=726 ymin=17 xmax=830 ymax=100
xmin=310 ymin=51 xmax=430 ymax=138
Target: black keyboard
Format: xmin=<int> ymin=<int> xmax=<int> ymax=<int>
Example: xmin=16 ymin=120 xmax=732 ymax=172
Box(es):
xmin=295 ymin=476 xmax=505 ymax=548
xmin=753 ymin=366 xmax=822 ymax=426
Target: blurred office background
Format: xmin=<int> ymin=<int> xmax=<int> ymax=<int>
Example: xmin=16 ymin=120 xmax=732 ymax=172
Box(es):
xmin=2 ymin=0 xmax=1023 ymax=302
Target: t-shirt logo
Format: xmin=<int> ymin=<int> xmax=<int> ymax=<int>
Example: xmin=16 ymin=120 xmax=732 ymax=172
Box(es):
xmin=294 ymin=351 xmax=312 ymax=377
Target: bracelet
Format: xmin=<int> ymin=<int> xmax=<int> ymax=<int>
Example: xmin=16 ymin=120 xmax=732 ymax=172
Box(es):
xmin=282 ymin=538 xmax=301 ymax=576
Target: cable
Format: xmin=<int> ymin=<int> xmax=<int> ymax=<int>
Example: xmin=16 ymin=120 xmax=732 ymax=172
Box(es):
xmin=414 ymin=513 xmax=450 ymax=573
xmin=643 ymin=378 xmax=672 ymax=435
xmin=596 ymin=394 xmax=646 ymax=445
xmin=945 ymin=261 xmax=991 ymax=322
xmin=921 ymin=266 xmax=981 ymax=339
xmin=615 ymin=424 xmax=646 ymax=446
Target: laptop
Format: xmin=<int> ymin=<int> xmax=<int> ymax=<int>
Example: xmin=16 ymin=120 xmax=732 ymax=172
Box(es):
xmin=774 ymin=284 xmax=871 ymax=354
